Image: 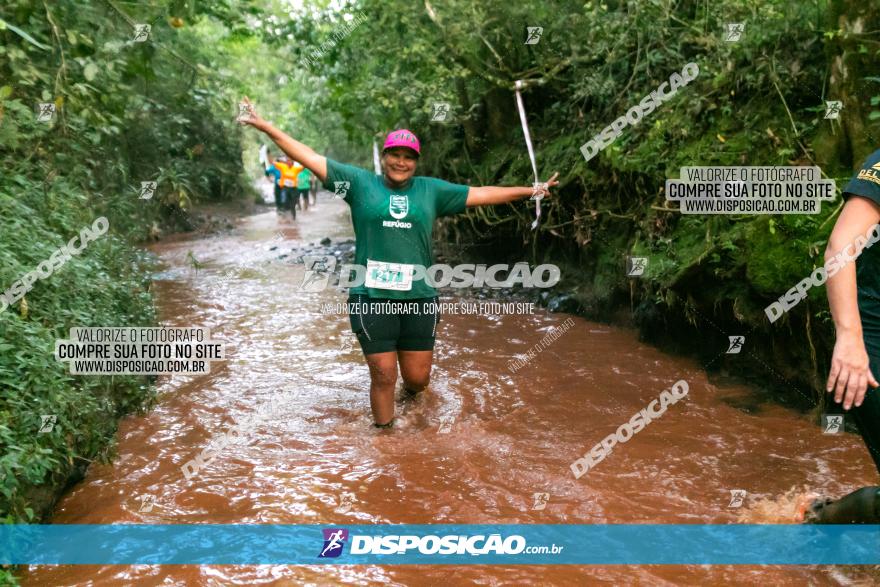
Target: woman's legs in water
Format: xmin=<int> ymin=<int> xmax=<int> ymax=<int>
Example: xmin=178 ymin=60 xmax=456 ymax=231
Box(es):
xmin=364 ymin=350 xmax=434 ymax=426
xmin=365 ymin=351 xmax=397 ymax=426
xmin=352 ymin=297 xmax=437 ymax=427
xmin=398 ymin=350 xmax=433 ymax=394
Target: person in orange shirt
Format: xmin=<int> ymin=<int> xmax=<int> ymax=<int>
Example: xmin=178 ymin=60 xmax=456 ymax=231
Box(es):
xmin=270 ymin=155 xmax=301 ymax=219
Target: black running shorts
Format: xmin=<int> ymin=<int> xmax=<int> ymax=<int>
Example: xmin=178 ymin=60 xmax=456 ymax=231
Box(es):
xmin=347 ymin=294 xmax=439 ymax=354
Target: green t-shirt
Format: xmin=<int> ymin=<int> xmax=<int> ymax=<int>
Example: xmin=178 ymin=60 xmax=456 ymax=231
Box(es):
xmin=297 ymin=168 xmax=312 ymax=189
xmin=324 ymin=158 xmax=469 ymax=299
xmin=843 ymin=148 xmax=880 ymax=355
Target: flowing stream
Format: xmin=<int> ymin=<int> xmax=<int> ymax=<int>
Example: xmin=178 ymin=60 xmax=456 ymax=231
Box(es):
xmin=21 ymin=192 xmax=879 ymax=586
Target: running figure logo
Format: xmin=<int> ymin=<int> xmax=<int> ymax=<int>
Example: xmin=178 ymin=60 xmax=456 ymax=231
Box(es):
xmin=335 ymin=492 xmax=356 ymax=514
xmin=724 ymin=23 xmax=744 ymax=42
xmin=824 ymin=101 xmax=843 ymax=120
xmin=627 ymin=257 xmax=647 ymax=277
xmin=318 ymin=528 xmax=349 ymax=558
xmin=133 ymin=24 xmax=151 ymax=42
xmin=38 ymin=414 xmax=57 ymax=433
xmin=333 ymin=182 xmax=350 ymax=199
xmin=139 ymin=181 xmax=157 ymax=200
xmin=525 ymin=27 xmax=543 ymax=45
xmin=822 ymin=414 xmax=844 ymax=434
xmin=218 ymin=266 xmax=237 ymax=284
xmin=531 ymin=492 xmax=550 ymax=510
xmin=389 ymin=195 xmax=409 ymax=219
xmin=431 ymin=102 xmax=451 ymax=122
xmin=438 ymin=415 xmax=455 ymax=434
xmin=339 ymin=335 xmax=355 ymax=354
xmin=726 ymin=336 xmax=745 ymax=354
xmin=237 ymin=102 xmax=256 ymax=123
xmin=36 ymin=103 xmax=56 ymax=123
xmin=138 ymin=495 xmax=156 ymax=513
xmin=300 ymin=255 xmax=336 ymax=292
xmin=728 ymin=489 xmax=746 ymax=508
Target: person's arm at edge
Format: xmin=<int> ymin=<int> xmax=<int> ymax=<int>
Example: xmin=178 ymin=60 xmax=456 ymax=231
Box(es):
xmin=239 ymin=97 xmax=328 ymax=182
xmin=825 ymin=196 xmax=880 ymax=409
xmin=465 ymin=172 xmax=559 ymax=207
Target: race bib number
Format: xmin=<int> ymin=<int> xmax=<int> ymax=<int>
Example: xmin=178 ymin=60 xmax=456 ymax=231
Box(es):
xmin=283 ymin=179 xmax=295 ymax=187
xmin=365 ymin=259 xmax=413 ymax=291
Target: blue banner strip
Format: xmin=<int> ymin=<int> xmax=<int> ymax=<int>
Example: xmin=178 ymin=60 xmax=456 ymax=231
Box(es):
xmin=1 ymin=524 xmax=878 ymax=565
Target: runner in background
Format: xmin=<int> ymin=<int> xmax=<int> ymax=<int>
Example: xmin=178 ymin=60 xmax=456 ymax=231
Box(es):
xmin=297 ymin=165 xmax=312 ymax=212
xmin=238 ymin=96 xmax=558 ymax=428
xmin=798 ymin=148 xmax=880 ymax=523
xmin=275 ymin=156 xmax=301 ymax=219
xmin=264 ymin=153 xmax=283 ymax=210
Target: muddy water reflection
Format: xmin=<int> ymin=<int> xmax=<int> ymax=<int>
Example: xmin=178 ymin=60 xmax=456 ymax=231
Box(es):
xmin=22 ymin=195 xmax=879 ymax=585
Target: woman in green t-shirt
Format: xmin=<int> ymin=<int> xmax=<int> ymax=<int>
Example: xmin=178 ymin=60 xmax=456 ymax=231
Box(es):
xmin=239 ymin=97 xmax=557 ymax=428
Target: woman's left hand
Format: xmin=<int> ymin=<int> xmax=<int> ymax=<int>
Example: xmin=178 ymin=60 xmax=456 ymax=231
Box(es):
xmin=237 ymin=96 xmax=266 ymax=129
xmin=531 ymin=172 xmax=559 ymax=199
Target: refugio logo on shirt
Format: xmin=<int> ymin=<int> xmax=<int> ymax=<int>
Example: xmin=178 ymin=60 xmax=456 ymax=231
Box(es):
xmin=389 ymin=194 xmax=409 ymax=219
xmin=384 ymin=194 xmax=413 ymax=228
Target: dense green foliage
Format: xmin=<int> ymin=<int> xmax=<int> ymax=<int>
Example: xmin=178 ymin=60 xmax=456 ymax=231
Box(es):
xmin=269 ymin=0 xmax=880 ymax=397
xmin=0 ymin=0 xmax=256 ymax=544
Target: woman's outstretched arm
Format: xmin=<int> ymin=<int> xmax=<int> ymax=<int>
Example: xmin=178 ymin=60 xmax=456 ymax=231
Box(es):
xmin=238 ymin=97 xmax=328 ymax=182
xmin=465 ymin=172 xmax=559 ymax=207
xmin=825 ymin=196 xmax=880 ymax=409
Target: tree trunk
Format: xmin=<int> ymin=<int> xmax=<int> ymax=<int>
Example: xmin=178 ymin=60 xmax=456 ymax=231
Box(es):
xmin=815 ymin=0 xmax=880 ymax=171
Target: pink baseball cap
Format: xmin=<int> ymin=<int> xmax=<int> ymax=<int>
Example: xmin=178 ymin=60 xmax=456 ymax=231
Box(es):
xmin=383 ymin=129 xmax=420 ymax=156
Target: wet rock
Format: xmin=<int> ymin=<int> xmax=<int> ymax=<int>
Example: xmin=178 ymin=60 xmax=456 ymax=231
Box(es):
xmin=320 ymin=237 xmax=332 ymax=245
xmin=547 ymin=293 xmax=579 ymax=313
xmin=269 ymin=245 xmax=278 ymax=251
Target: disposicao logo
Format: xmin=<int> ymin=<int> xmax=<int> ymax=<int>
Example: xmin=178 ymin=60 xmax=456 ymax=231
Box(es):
xmin=330 ymin=532 xmax=530 ymax=556
xmin=318 ymin=528 xmax=349 ymax=558
xmin=316 ymin=529 xmax=564 ymax=559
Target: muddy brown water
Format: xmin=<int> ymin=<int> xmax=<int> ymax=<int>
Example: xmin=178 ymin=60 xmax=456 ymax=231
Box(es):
xmin=21 ymin=192 xmax=880 ymax=585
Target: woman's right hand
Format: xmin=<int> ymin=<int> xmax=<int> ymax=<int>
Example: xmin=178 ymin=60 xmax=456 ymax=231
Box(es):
xmin=827 ymin=330 xmax=879 ymax=410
